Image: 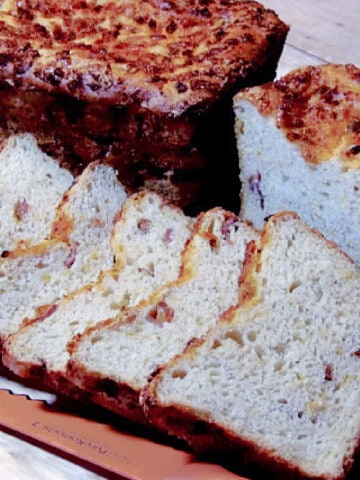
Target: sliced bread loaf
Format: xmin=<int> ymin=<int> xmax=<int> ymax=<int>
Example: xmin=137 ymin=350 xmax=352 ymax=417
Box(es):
xmin=143 ymin=211 xmax=360 ymax=480
xmin=234 ymin=63 xmax=360 ymax=264
xmin=67 ymin=209 xmax=258 ymax=424
xmin=0 ymin=162 xmax=127 ymax=347
xmin=2 ymin=192 xmax=193 ymax=390
xmin=0 ymin=133 xmax=73 ymax=254
xmin=0 ymin=0 xmax=288 ymax=210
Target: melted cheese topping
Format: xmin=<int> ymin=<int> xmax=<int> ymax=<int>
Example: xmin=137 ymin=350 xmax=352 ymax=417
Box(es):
xmin=0 ymin=0 xmax=288 ymax=114
xmin=238 ymin=64 xmax=360 ymax=168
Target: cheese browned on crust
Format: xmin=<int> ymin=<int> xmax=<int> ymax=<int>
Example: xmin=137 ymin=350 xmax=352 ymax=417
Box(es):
xmin=0 ymin=0 xmax=288 ymax=210
xmin=236 ymin=63 xmax=360 ymax=167
xmin=0 ymin=0 xmax=287 ymax=113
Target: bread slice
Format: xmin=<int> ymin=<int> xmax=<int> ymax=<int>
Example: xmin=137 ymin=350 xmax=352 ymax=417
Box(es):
xmin=143 ymin=211 xmax=360 ymax=480
xmin=234 ymin=63 xmax=360 ymax=264
xmin=0 ymin=162 xmax=127 ymax=347
xmin=2 ymin=192 xmax=193 ymax=391
xmin=0 ymin=133 xmax=73 ymax=254
xmin=67 ymin=208 xmax=258 ymax=424
xmin=0 ymin=1 xmax=288 ymax=210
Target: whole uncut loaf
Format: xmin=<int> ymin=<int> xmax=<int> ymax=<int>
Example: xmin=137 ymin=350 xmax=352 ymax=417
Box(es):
xmin=67 ymin=208 xmax=258 ymax=424
xmin=3 ymin=191 xmax=193 ymax=394
xmin=143 ymin=211 xmax=360 ymax=480
xmin=0 ymin=133 xmax=73 ymax=254
xmin=0 ymin=0 xmax=288 ymax=211
xmin=0 ymin=162 xmax=127 ymax=347
xmin=234 ymin=63 xmax=360 ymax=263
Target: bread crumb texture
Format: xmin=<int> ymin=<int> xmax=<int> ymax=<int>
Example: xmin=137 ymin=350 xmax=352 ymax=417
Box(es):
xmin=152 ymin=213 xmax=360 ymax=480
xmin=0 ymin=162 xmax=127 ymax=342
xmin=0 ymin=134 xmax=73 ymax=253
xmin=68 ymin=209 xmax=257 ymax=396
xmin=2 ymin=192 xmax=192 ymax=378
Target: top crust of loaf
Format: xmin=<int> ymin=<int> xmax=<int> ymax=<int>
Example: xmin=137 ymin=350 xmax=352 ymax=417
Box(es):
xmin=234 ymin=63 xmax=360 ymax=167
xmin=0 ymin=0 xmax=288 ymax=115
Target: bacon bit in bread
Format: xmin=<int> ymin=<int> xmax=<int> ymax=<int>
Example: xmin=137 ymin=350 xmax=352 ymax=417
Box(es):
xmin=147 ymin=301 xmax=174 ymax=325
xmin=64 ymin=246 xmax=76 ymax=268
xmin=162 ymin=228 xmax=173 ymax=244
xmin=92 ymin=217 xmax=105 ymax=228
xmin=36 ymin=304 xmax=58 ymax=322
xmin=138 ymin=264 xmax=155 ymax=277
xmin=352 ymin=349 xmax=360 ymax=357
xmin=138 ymin=218 xmax=152 ymax=233
xmin=14 ymin=199 xmax=29 ymax=221
xmin=221 ymin=216 xmax=238 ymax=241
xmin=325 ymin=364 xmax=333 ymax=381
xmin=249 ymin=171 xmax=264 ymax=210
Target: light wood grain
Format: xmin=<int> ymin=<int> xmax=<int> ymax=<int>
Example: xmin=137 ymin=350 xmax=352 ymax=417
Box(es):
xmin=262 ymin=0 xmax=360 ymax=76
xmin=1 ymin=1 xmax=359 ymax=478
xmin=0 ymin=430 xmax=105 ymax=480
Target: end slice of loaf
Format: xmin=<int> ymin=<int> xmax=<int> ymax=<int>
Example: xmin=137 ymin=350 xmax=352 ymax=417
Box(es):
xmin=67 ymin=209 xmax=258 ymax=424
xmin=234 ymin=63 xmax=360 ymax=264
xmin=0 ymin=162 xmax=127 ymax=346
xmin=0 ymin=133 xmax=73 ymax=254
xmin=2 ymin=192 xmax=193 ymax=391
xmin=143 ymin=211 xmax=360 ymax=480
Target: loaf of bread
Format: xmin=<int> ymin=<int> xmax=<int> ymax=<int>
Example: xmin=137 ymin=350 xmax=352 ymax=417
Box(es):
xmin=0 ymin=162 xmax=127 ymax=347
xmin=143 ymin=211 xmax=360 ymax=480
xmin=2 ymin=191 xmax=193 ymax=392
xmin=0 ymin=0 xmax=288 ymax=211
xmin=67 ymin=208 xmax=258 ymax=424
xmin=234 ymin=63 xmax=360 ymax=263
xmin=0 ymin=133 xmax=73 ymax=254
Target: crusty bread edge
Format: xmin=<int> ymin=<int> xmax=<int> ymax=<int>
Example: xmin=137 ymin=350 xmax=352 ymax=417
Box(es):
xmin=142 ymin=365 xmax=355 ymax=480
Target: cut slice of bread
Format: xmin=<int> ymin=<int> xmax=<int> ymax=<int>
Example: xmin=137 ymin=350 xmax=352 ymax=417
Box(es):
xmin=234 ymin=63 xmax=360 ymax=264
xmin=0 ymin=133 xmax=73 ymax=254
xmin=67 ymin=209 xmax=258 ymax=424
xmin=2 ymin=192 xmax=193 ymax=391
xmin=0 ymin=162 xmax=127 ymax=347
xmin=143 ymin=211 xmax=360 ymax=480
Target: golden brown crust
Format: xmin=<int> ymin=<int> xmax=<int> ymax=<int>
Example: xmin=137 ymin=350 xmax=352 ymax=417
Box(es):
xmin=0 ymin=236 xmax=69 ymax=260
xmin=0 ymin=0 xmax=288 ymax=115
xmin=235 ymin=64 xmax=360 ymax=168
xmin=67 ymin=357 xmax=148 ymax=424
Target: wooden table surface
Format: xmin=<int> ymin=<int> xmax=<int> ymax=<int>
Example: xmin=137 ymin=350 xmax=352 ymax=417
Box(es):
xmin=1 ymin=1 xmax=359 ymax=479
